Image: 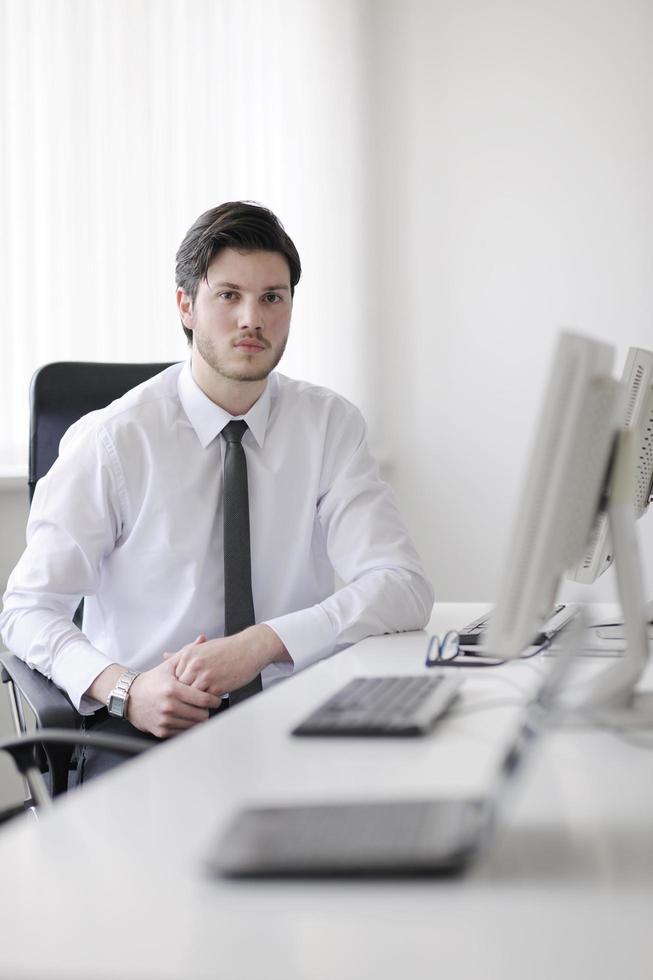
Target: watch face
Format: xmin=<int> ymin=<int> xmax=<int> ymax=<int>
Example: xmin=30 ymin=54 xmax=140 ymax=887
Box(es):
xmin=108 ymin=693 xmax=125 ymax=718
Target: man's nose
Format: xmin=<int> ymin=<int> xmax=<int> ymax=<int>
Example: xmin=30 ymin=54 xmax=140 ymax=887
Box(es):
xmin=238 ymin=299 xmax=264 ymax=330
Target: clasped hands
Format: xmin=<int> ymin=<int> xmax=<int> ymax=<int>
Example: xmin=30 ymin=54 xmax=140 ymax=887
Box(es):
xmin=126 ymin=624 xmax=288 ymax=739
xmin=164 ymin=625 xmax=274 ymax=695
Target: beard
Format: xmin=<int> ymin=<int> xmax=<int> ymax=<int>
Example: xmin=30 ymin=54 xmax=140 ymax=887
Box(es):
xmin=193 ymin=331 xmax=288 ymax=383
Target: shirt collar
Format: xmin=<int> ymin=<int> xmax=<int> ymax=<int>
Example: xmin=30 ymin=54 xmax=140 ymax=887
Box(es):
xmin=177 ymin=359 xmax=272 ymax=449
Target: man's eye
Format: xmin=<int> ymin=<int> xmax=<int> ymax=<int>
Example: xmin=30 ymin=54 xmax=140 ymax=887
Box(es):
xmin=218 ymin=291 xmax=237 ymax=301
xmin=263 ymin=293 xmax=282 ymax=304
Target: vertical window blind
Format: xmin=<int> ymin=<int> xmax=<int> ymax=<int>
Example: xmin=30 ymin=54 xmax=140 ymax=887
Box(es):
xmin=0 ymin=0 xmax=374 ymax=472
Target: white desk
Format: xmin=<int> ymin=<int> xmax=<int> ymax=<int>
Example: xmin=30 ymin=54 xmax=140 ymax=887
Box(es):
xmin=0 ymin=604 xmax=652 ymax=980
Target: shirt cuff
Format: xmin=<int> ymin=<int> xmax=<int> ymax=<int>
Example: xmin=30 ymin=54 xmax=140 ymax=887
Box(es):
xmin=50 ymin=640 xmax=116 ymax=714
xmin=263 ymin=604 xmax=337 ymax=675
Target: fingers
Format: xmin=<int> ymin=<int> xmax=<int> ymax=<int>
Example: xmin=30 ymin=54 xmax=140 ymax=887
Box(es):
xmin=148 ymin=697 xmax=214 ymax=738
xmin=173 ymin=677 xmax=221 ymax=709
xmin=177 ymin=664 xmax=201 ymax=688
xmin=172 ymin=647 xmax=213 ymax=689
xmin=147 ymin=687 xmax=216 ymax=738
xmin=160 ymin=647 xmax=223 ymax=697
xmin=152 ymin=715 xmax=207 ymax=738
xmin=160 ymin=698 xmax=211 ymax=725
xmin=128 ymin=661 xmax=225 ymax=739
xmin=176 ymin=662 xmax=222 ymax=694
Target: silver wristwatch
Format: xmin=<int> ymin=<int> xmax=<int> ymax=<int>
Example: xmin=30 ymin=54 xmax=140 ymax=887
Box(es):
xmin=107 ymin=669 xmax=140 ymax=719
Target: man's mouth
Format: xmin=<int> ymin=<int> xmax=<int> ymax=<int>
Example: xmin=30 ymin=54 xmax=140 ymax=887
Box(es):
xmin=234 ymin=339 xmax=267 ymax=352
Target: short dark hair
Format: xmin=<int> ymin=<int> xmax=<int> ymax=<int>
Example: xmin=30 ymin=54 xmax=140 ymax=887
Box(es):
xmin=175 ymin=201 xmax=302 ymax=344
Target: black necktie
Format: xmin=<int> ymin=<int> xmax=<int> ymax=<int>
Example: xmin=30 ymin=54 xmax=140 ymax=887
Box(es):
xmin=222 ymin=420 xmax=262 ymax=703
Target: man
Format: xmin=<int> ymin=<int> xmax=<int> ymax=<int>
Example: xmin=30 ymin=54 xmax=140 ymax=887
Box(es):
xmin=0 ymin=202 xmax=434 ymax=782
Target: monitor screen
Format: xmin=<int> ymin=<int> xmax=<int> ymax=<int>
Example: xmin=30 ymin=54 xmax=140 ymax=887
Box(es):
xmin=485 ymin=332 xmax=621 ymax=660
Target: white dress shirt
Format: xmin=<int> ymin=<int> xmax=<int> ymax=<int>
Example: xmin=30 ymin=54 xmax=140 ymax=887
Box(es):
xmin=0 ymin=362 xmax=434 ymax=713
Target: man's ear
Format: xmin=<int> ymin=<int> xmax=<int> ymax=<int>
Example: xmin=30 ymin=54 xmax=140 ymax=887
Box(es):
xmin=176 ymin=288 xmax=193 ymax=329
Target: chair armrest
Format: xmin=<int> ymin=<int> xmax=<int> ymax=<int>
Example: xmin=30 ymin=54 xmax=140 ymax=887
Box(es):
xmin=0 ymin=729 xmax=150 ymax=778
xmin=0 ymin=652 xmax=79 ymax=730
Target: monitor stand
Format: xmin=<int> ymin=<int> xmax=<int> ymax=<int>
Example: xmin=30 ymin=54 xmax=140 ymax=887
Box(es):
xmin=572 ymin=430 xmax=653 ymax=727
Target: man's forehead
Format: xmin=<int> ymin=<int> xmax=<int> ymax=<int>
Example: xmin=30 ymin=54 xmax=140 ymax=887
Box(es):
xmin=206 ymin=247 xmax=291 ymax=285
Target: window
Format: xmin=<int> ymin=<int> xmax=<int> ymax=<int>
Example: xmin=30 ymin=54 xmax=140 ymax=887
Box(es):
xmin=1 ymin=0 xmax=374 ymax=472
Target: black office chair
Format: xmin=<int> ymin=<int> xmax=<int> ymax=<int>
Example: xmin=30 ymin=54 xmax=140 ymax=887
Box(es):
xmin=0 ymin=730 xmax=151 ymax=824
xmin=0 ymin=361 xmax=174 ymax=814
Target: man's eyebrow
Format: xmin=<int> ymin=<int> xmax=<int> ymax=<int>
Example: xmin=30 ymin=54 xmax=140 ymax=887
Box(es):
xmin=212 ymin=281 xmax=290 ymax=292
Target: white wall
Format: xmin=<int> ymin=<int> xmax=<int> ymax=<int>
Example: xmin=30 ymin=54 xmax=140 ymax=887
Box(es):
xmin=368 ymin=0 xmax=653 ymax=603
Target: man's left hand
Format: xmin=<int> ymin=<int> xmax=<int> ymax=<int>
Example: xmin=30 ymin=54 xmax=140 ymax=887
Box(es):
xmin=163 ymin=624 xmax=290 ymax=696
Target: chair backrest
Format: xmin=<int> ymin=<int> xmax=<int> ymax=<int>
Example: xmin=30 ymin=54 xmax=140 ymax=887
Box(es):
xmin=29 ymin=361 xmax=175 ymax=501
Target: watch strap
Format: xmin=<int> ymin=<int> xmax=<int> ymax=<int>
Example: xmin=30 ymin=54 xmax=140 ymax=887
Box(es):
xmin=107 ymin=669 xmax=140 ymax=718
xmin=113 ymin=669 xmax=139 ymax=696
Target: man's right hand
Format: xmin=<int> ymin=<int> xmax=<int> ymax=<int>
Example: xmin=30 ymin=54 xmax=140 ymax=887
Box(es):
xmin=126 ymin=659 xmax=221 ymax=738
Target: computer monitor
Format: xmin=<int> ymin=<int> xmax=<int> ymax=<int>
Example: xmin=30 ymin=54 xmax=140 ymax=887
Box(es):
xmin=485 ymin=330 xmax=652 ymax=719
xmin=485 ymin=331 xmax=621 ymax=660
xmin=570 ymin=346 xmax=653 ymax=584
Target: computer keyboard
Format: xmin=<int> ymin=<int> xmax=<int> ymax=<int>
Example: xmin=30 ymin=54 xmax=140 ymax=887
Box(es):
xmin=211 ymin=797 xmax=492 ymax=876
xmin=292 ymin=674 xmax=462 ymax=737
xmin=458 ymin=603 xmax=576 ymax=646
